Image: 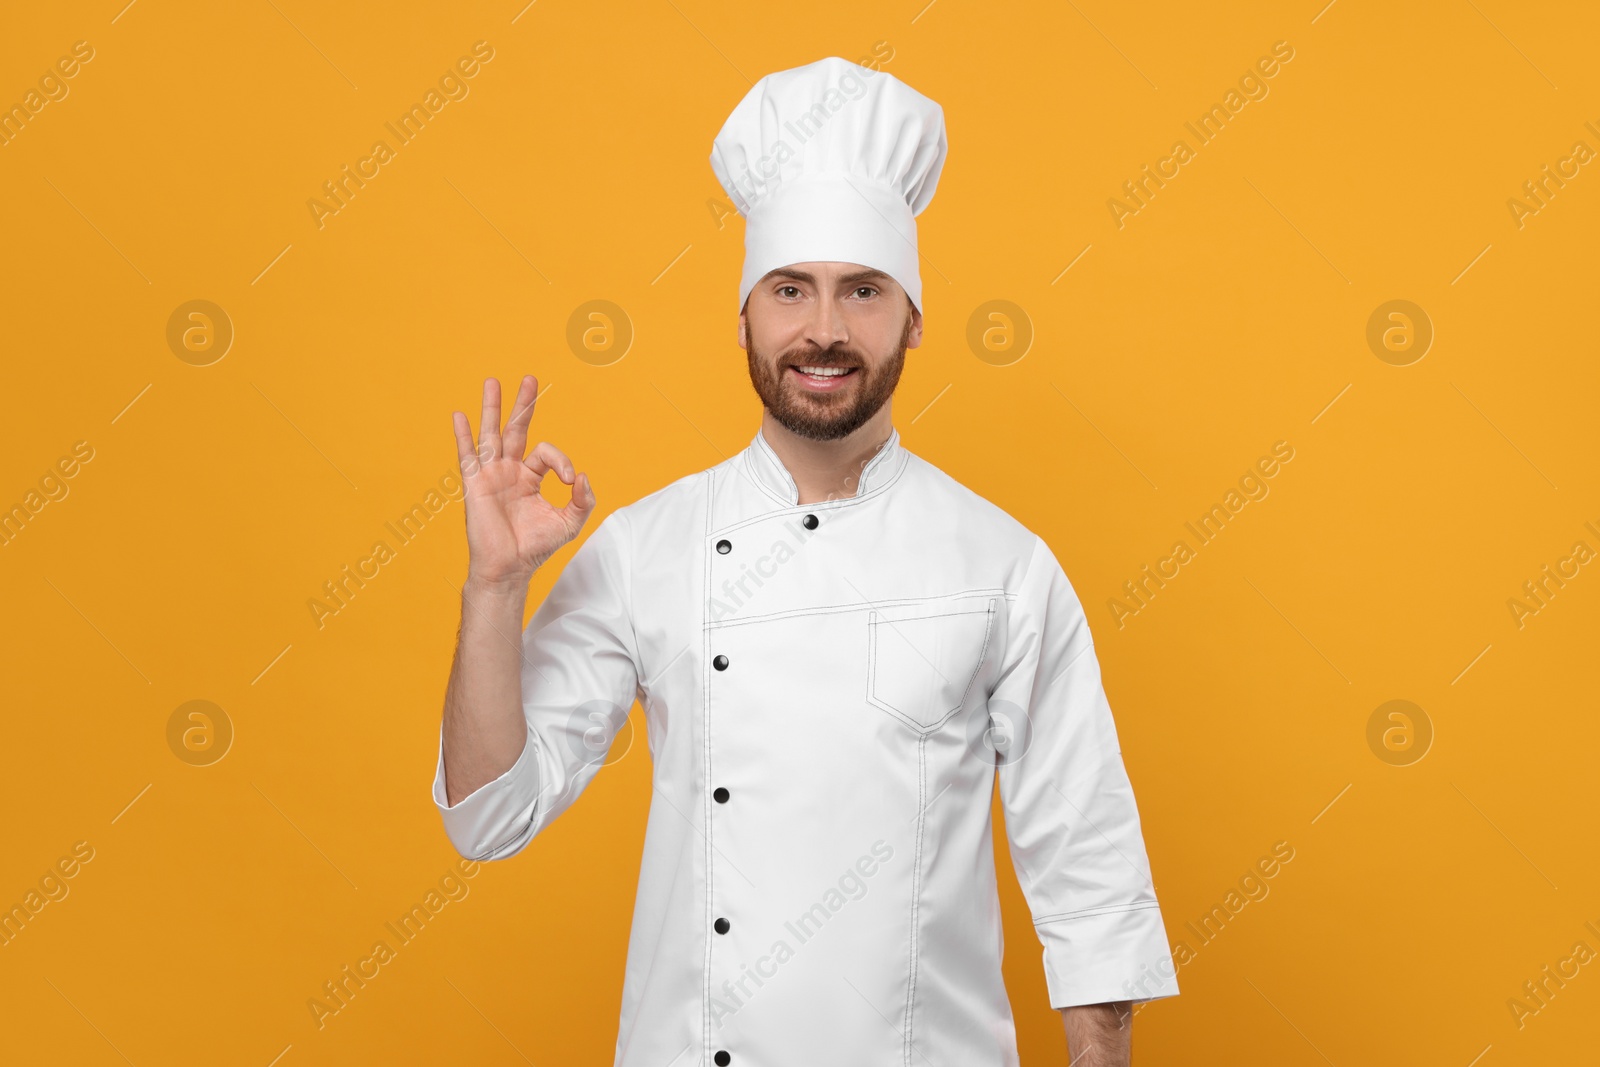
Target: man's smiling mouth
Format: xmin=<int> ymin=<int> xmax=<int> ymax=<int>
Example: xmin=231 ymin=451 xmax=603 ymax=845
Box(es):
xmin=788 ymin=365 xmax=859 ymax=390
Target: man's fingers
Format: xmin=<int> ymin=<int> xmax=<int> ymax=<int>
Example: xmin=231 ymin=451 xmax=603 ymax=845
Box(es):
xmin=451 ymin=411 xmax=478 ymax=474
xmin=479 ymin=377 xmax=502 ymax=459
xmin=519 ymin=440 xmax=588 ymax=539
xmin=524 ymin=440 xmax=575 ymax=484
xmin=501 ymin=375 xmax=539 ymax=461
xmin=559 ymin=472 xmax=597 ymax=531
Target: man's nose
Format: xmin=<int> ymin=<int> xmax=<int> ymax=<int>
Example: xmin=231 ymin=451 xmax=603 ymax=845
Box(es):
xmin=803 ymin=297 xmax=849 ymax=353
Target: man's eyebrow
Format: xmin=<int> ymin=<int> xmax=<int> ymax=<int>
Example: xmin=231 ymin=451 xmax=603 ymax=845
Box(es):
xmin=763 ymin=267 xmax=893 ymax=286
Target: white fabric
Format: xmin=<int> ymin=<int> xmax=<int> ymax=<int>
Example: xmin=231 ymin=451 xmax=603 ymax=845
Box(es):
xmin=433 ymin=429 xmax=1179 ymax=1065
xmin=709 ymin=56 xmax=948 ymax=313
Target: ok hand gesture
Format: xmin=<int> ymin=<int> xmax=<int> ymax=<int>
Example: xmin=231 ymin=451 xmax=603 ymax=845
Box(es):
xmin=452 ymin=375 xmax=595 ymax=592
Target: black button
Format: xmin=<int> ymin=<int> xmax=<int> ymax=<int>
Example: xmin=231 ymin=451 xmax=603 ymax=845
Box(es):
xmin=715 ymin=917 xmax=730 ymax=934
xmin=802 ymin=513 xmax=818 ymax=529
xmin=714 ymin=1053 xmax=730 ymax=1066
xmin=716 ymin=539 xmax=731 ymax=554
xmin=713 ymin=654 xmax=729 ymax=671
xmin=713 ymin=787 xmax=730 ymax=803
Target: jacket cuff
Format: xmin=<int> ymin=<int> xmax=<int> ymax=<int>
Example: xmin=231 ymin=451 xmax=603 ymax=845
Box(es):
xmin=1036 ymin=901 xmax=1181 ymax=1008
xmin=432 ymin=724 xmax=541 ymax=861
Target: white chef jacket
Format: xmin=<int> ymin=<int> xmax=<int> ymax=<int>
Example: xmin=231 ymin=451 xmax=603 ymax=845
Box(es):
xmin=433 ymin=426 xmax=1178 ymax=1066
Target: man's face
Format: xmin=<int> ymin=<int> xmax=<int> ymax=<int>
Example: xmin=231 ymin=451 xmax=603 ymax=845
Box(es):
xmin=739 ymin=262 xmax=923 ymax=441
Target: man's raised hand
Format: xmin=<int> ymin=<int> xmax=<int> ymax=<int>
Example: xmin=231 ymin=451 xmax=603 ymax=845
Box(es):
xmin=452 ymin=375 xmax=596 ymax=592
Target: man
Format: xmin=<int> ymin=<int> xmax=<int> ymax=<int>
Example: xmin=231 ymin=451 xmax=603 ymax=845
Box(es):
xmin=434 ymin=56 xmax=1178 ymax=1066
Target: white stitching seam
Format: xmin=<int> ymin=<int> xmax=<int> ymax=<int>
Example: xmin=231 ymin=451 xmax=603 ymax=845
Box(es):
xmin=700 ymin=473 xmax=716 ymax=1061
xmin=1033 ymin=900 xmax=1162 ymax=925
xmin=710 ymin=588 xmax=1007 ymax=631
xmin=903 ymin=732 xmax=928 ymax=1066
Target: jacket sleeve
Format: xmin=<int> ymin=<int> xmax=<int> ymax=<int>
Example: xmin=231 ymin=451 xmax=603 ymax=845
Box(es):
xmin=432 ymin=509 xmax=642 ymax=861
xmin=991 ymin=534 xmax=1178 ymax=1009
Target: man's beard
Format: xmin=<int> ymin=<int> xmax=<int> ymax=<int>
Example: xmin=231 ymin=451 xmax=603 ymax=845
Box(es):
xmin=746 ymin=313 xmax=912 ymax=442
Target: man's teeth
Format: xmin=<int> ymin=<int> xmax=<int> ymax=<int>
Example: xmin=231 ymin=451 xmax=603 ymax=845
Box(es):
xmin=796 ymin=366 xmax=852 ymax=376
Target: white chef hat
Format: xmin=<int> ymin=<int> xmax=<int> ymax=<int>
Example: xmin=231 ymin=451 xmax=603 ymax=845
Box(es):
xmin=709 ymin=56 xmax=948 ymax=314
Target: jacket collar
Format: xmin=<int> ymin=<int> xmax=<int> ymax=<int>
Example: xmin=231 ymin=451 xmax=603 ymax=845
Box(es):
xmin=742 ymin=424 xmax=907 ymax=508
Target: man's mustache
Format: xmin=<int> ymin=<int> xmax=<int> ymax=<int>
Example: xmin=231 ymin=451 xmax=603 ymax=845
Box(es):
xmin=779 ymin=349 xmax=864 ymax=368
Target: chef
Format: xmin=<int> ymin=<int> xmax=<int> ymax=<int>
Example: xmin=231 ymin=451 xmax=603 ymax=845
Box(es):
xmin=434 ymin=55 xmax=1179 ymax=1067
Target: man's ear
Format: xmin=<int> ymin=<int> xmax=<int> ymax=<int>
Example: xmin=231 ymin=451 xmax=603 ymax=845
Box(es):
xmin=737 ymin=313 xmax=749 ymax=351
xmin=905 ymin=305 xmax=924 ymax=350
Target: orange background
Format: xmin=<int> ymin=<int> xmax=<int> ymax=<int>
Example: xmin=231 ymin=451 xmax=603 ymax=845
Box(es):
xmin=3 ymin=1 xmax=1597 ymax=1064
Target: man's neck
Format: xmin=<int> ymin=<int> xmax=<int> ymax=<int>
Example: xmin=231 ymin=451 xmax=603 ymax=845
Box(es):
xmin=759 ymin=409 xmax=894 ymax=505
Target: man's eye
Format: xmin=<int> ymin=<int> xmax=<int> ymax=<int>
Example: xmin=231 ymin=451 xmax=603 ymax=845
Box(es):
xmin=778 ymin=285 xmax=800 ymax=298
xmin=855 ymin=286 xmax=878 ymax=299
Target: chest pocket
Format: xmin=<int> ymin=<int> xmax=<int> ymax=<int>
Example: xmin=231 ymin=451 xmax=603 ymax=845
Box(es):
xmin=867 ymin=596 xmax=998 ymax=734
